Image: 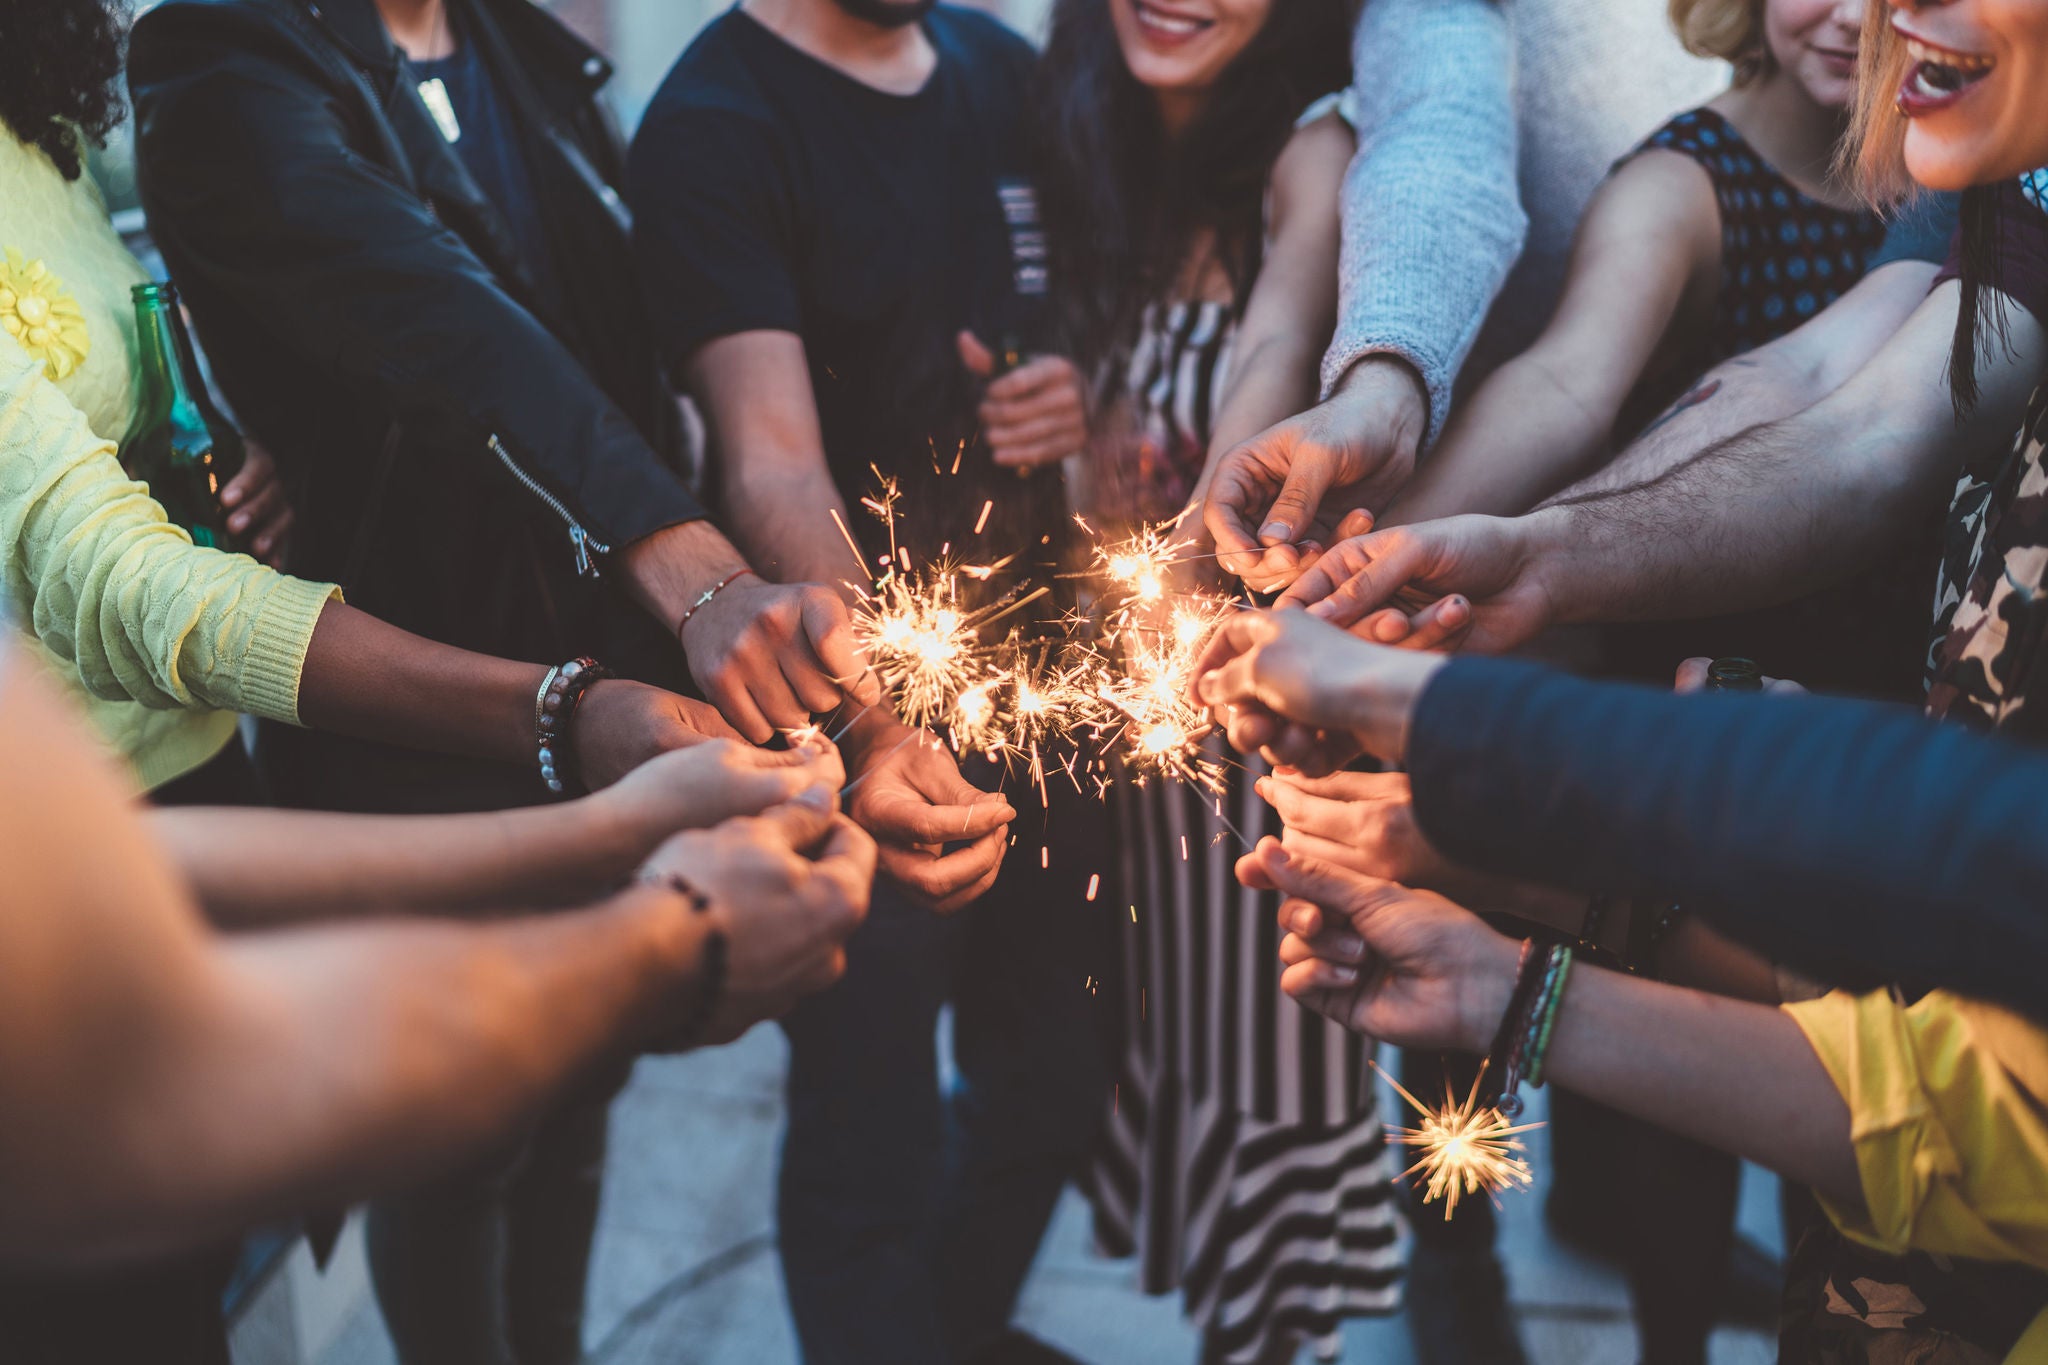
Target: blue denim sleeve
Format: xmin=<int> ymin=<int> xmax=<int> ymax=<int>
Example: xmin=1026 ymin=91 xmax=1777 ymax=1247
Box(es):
xmin=1405 ymin=656 xmax=2048 ymax=1018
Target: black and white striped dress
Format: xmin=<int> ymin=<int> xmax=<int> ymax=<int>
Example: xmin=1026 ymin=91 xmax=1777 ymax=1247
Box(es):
xmin=1081 ymin=298 xmax=1404 ymax=1365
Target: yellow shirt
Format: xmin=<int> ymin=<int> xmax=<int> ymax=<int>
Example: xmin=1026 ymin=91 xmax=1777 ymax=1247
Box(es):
xmin=0 ymin=132 xmax=337 ymax=789
xmin=1786 ymin=989 xmax=2048 ymax=1361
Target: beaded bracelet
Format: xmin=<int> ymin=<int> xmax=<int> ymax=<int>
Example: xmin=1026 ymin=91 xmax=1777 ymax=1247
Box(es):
xmin=675 ymin=568 xmax=756 ymax=636
xmin=536 ymin=656 xmax=611 ymax=796
xmin=641 ymin=870 xmax=726 ymax=1050
xmin=1521 ymin=945 xmax=1576 ymax=1090
xmin=1484 ymin=940 xmax=1548 ymax=1117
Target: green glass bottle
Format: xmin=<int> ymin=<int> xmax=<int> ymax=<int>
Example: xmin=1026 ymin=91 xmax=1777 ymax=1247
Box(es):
xmin=1704 ymin=657 xmax=1764 ymax=692
xmin=121 ymin=282 xmax=246 ymax=552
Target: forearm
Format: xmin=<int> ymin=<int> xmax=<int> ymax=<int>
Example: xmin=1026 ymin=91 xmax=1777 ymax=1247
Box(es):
xmin=148 ymin=799 xmax=644 ymax=926
xmin=11 ymin=889 xmax=700 ymax=1264
xmin=724 ymin=465 xmax=864 ymax=593
xmin=1383 ymin=357 xmax=1617 ymax=525
xmin=1407 ymin=657 xmax=2048 ymax=1015
xmin=1460 ymin=945 xmax=1862 ymax=1208
xmin=1326 ymin=0 xmax=1524 ymax=434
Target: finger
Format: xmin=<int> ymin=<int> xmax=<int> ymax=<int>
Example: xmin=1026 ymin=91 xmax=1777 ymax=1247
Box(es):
xmin=1254 ymin=843 xmax=1406 ymax=926
xmin=1204 ymin=457 xmax=1278 ymax=574
xmin=803 ymin=595 xmax=882 ymax=706
xmin=956 ymin=329 xmax=996 ymax=378
xmin=226 ymin=479 xmax=287 ymax=537
xmin=1291 ymin=920 xmax=1369 ymax=965
xmin=747 ymin=667 xmax=814 ymax=737
xmin=1222 ymin=705 xmax=1284 ymax=758
xmin=778 ymin=649 xmax=847 ymax=717
xmin=927 ymin=847 xmax=1006 ymax=914
xmin=1358 ymin=607 xmax=1417 ymax=644
xmin=1278 ymin=826 xmax=1381 ymax=877
xmin=1260 ymin=462 xmax=1336 ymax=548
xmin=880 ymin=825 xmax=1007 ymax=903
xmin=807 ymin=817 xmax=880 ymax=916
xmin=1395 ymin=595 xmax=1471 ymax=653
xmin=1234 ymin=836 xmax=1285 ymax=891
xmin=981 ymin=408 xmax=1083 ymax=449
xmin=1674 ymin=657 xmax=1711 ymax=694
xmin=1254 ymin=773 xmax=1351 ymax=836
xmin=708 ymin=674 xmax=775 ymax=746
xmin=1235 ymin=544 xmax=1304 ymax=594
xmin=866 ymin=787 xmax=1015 ymax=845
xmin=751 ymin=784 xmax=842 ymax=853
xmin=1277 ymin=897 xmax=1324 ymax=938
xmin=1282 ymin=958 xmax=1362 ymax=992
xmin=1334 ymin=508 xmax=1375 ymax=540
xmin=218 ymin=452 xmax=272 ymax=508
xmin=251 ymin=507 xmax=294 ymax=564
xmin=1268 ymin=767 xmax=1401 ymax=801
xmin=1191 ymin=610 xmax=1276 ymax=695
xmin=983 ymin=356 xmax=1072 ymax=402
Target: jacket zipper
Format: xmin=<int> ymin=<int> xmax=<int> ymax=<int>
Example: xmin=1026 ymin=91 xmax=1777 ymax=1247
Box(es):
xmin=487 ymin=434 xmax=608 ymax=577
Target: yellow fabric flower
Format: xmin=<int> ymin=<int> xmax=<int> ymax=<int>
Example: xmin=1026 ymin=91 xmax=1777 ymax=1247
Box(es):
xmin=0 ymin=247 xmax=91 ymax=381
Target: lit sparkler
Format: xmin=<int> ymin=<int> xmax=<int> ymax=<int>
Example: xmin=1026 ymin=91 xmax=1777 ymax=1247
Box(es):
xmin=1373 ymin=1059 xmax=1541 ymax=1219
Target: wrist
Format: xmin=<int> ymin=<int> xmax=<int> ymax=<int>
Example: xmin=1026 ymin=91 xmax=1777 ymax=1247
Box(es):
xmin=1340 ymin=649 xmax=1449 ymax=764
xmin=1515 ymin=506 xmax=1577 ymax=627
xmin=1457 ymin=929 xmax=1525 ymax=1054
xmin=621 ymin=520 xmax=751 ymax=634
xmin=1334 ymin=354 xmax=1428 ymax=439
xmin=616 ymin=881 xmax=723 ymax=1048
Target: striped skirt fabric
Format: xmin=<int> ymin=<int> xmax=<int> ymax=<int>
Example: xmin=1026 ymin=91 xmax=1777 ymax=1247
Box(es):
xmin=1084 ymin=742 xmax=1405 ymax=1363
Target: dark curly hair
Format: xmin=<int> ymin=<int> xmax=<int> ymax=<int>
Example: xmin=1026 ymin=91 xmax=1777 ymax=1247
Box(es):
xmin=0 ymin=0 xmax=131 ymax=181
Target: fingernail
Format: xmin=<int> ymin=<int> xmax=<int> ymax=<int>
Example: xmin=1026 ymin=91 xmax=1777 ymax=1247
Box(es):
xmin=795 ymin=784 xmax=833 ymax=809
xmin=1333 ymin=932 xmax=1365 ymax=957
xmin=1300 ymin=541 xmax=1324 ymax=557
xmin=1267 ymin=847 xmax=1290 ymax=867
xmin=1260 ymin=521 xmax=1291 ymax=543
xmin=1327 ymin=964 xmax=1359 ymax=985
xmin=230 ymin=514 xmax=248 ymax=532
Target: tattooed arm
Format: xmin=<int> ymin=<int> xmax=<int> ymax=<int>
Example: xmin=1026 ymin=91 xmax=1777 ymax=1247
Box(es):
xmin=1542 ymin=260 xmax=1938 ymax=505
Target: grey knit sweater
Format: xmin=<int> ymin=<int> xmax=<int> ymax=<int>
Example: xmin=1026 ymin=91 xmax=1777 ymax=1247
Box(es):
xmin=1326 ymin=0 xmax=1725 ymax=442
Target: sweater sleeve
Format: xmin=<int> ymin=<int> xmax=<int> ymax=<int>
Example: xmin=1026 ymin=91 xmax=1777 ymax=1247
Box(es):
xmin=1323 ymin=0 xmax=1527 ymax=441
xmin=1404 ymin=656 xmax=2048 ymax=1019
xmin=0 ymin=337 xmax=338 ymax=724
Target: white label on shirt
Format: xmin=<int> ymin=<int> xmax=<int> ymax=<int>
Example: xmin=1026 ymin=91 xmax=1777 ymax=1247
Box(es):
xmin=418 ymin=78 xmax=462 ymax=145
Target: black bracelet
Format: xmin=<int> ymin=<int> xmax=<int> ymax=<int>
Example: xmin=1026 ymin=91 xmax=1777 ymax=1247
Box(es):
xmin=1483 ymin=939 xmax=1547 ymax=1116
xmin=536 ymin=656 xmax=611 ymax=796
xmin=641 ymin=870 xmax=725 ymax=1049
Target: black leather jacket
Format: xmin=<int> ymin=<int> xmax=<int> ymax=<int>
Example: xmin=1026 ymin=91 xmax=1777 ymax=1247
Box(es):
xmin=130 ymin=0 xmax=706 ymax=811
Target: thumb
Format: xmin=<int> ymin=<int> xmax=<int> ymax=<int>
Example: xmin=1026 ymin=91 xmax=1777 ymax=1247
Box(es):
xmin=957 ymin=330 xmax=996 ymax=379
xmin=1260 ymin=461 xmax=1335 ymax=548
xmin=753 ymin=784 xmax=840 ymax=855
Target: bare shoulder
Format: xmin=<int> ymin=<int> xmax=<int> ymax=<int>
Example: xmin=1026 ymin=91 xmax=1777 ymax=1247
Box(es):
xmin=1269 ymin=109 xmax=1357 ymax=210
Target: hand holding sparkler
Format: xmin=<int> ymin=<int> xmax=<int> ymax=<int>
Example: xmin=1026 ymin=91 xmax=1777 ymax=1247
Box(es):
xmin=841 ymin=714 xmax=1014 ymax=913
xmin=1192 ymin=607 xmax=1463 ymax=773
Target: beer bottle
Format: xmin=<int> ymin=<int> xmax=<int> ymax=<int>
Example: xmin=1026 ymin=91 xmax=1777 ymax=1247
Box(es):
xmin=1704 ymin=657 xmax=1764 ymax=692
xmin=121 ymin=282 xmax=246 ymax=552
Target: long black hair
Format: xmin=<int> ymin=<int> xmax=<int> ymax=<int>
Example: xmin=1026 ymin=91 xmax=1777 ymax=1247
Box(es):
xmin=0 ymin=0 xmax=130 ymax=181
xmin=1032 ymin=0 xmax=1353 ymax=374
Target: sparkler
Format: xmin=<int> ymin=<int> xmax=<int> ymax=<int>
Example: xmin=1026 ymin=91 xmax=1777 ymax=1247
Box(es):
xmin=1372 ymin=1059 xmax=1541 ymax=1219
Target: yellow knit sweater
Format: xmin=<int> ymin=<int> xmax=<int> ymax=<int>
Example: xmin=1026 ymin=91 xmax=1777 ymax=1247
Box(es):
xmin=0 ymin=132 xmax=337 ymax=790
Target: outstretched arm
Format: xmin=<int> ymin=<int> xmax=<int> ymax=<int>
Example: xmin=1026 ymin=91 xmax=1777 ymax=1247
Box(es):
xmin=1281 ymin=280 xmax=2044 ymax=647
xmin=1381 ymin=152 xmax=1719 ymax=525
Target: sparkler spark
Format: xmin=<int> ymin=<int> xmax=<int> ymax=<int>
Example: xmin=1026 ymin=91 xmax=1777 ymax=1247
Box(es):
xmin=1373 ymin=1060 xmax=1541 ymax=1219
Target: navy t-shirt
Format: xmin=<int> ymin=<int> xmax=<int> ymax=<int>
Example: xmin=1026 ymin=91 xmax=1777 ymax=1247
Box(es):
xmin=414 ymin=36 xmax=562 ymax=308
xmin=626 ymin=6 xmax=1062 ymax=565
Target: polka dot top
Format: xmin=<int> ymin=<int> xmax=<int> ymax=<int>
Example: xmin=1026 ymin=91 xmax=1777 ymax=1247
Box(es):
xmin=1638 ymin=106 xmax=1886 ymax=367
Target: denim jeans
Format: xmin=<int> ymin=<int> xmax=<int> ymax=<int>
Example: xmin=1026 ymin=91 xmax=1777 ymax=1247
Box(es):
xmin=778 ymin=781 xmax=1114 ymax=1364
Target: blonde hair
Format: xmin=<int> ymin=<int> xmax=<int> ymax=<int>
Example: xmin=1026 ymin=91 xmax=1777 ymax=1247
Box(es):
xmin=1668 ymin=0 xmax=1770 ymax=80
xmin=1842 ymin=0 xmax=1916 ymax=204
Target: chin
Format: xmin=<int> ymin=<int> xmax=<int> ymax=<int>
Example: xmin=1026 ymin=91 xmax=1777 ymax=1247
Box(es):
xmin=1902 ymin=132 xmax=1998 ymax=192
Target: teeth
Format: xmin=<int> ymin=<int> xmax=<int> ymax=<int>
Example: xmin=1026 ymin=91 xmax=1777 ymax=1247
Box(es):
xmin=1903 ymin=36 xmax=1994 ymax=72
xmin=1136 ymin=3 xmax=1204 ymax=32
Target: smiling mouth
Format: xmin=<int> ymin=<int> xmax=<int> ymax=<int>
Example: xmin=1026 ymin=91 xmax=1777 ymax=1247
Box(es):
xmin=1900 ymin=34 xmax=1995 ymax=105
xmin=1132 ymin=0 xmax=1213 ymax=38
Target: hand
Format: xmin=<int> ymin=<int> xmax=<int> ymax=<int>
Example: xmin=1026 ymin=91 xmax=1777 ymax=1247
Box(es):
xmin=958 ymin=332 xmax=1088 ymax=473
xmin=1203 ymin=357 xmax=1427 ymax=594
xmin=1238 ymin=838 xmax=1517 ymax=1052
xmin=1192 ymin=608 xmax=1448 ymax=770
xmin=1277 ymin=514 xmax=1550 ymax=653
xmin=844 ymin=719 xmax=1013 ymax=912
xmin=574 ymin=679 xmax=745 ymax=790
xmin=595 ymin=734 xmax=846 ymax=855
xmin=680 ymin=577 xmax=881 ymax=744
xmin=1255 ymin=767 xmax=1573 ymax=919
xmin=220 ymin=440 xmax=294 ymax=567
xmin=639 ymin=790 xmax=877 ymax=1044
xmin=1674 ymin=658 xmax=1807 ymax=695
